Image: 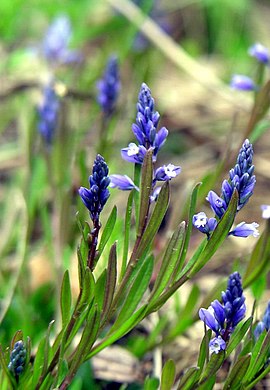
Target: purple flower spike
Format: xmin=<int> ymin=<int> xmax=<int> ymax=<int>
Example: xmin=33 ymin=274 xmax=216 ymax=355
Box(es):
xmin=79 ymin=155 xmax=110 ymax=222
xmin=229 ymin=222 xmax=259 ymax=238
xmin=110 ymin=174 xmax=139 ymax=191
xmin=248 ymin=43 xmax=269 ymax=64
xmin=97 ymin=55 xmax=120 ymax=117
xmin=230 ymin=75 xmax=256 ymax=91
xmin=38 ymin=83 xmax=59 ymax=145
xmin=154 ymin=164 xmax=181 ymax=181
xmin=42 ymin=15 xmax=81 ymax=64
xmin=261 ymin=205 xmax=270 ymax=219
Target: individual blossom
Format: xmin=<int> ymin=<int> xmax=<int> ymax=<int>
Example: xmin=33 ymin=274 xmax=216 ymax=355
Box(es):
xmin=122 ymin=83 xmax=168 ymax=164
xmin=192 ymin=212 xmax=217 ymax=238
xmin=8 ymin=341 xmax=26 ymax=377
xmin=229 ymin=222 xmax=259 ymax=238
xmin=110 ymin=174 xmax=139 ymax=191
xmin=230 ymin=75 xmax=256 ymax=91
xmin=97 ymin=55 xmax=121 ymax=117
xmin=121 ymin=143 xmax=147 ymax=164
xmin=254 ymin=302 xmax=270 ymax=340
xmin=78 ymin=155 xmax=110 ymax=223
xmin=261 ymin=205 xmax=270 ymax=219
xmin=248 ymin=43 xmax=269 ymax=65
xmin=37 ymin=83 xmax=60 ymax=145
xmin=42 ymin=15 xmax=81 ymax=64
xmin=150 ymin=186 xmax=162 ymax=203
xmin=199 ymin=272 xmax=246 ymax=354
xmin=154 ymin=163 xmax=181 ymax=182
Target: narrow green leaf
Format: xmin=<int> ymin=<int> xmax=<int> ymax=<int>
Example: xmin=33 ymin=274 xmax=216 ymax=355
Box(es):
xmin=250 ymin=120 xmax=270 ymax=143
xmin=177 ymin=182 xmax=201 ymax=275
xmin=199 ymin=351 xmax=225 ymax=385
xmin=177 ymin=367 xmax=199 ymax=390
xmin=144 ymin=377 xmax=160 ymax=390
xmin=149 ymin=222 xmax=185 ymax=302
xmin=85 ymin=304 xmax=148 ymax=360
xmin=244 ymin=359 xmax=270 ymax=389
xmin=0 ymin=346 xmax=16 ymax=389
xmin=243 ymin=330 xmax=266 ymax=382
xmin=41 ymin=320 xmax=55 ymax=377
xmin=243 ymin=219 xmax=270 ymax=288
xmin=223 ymin=354 xmax=251 ymax=390
xmin=138 ymin=149 xmax=153 ymax=237
xmin=161 ymin=359 xmax=176 ymax=390
xmin=32 ymin=338 xmax=46 ymax=388
xmin=225 ymin=317 xmax=253 ymax=357
xmin=250 ymin=330 xmax=270 ymax=378
xmin=10 ymin=330 xmax=23 ymax=350
xmin=197 ymin=375 xmax=215 ymax=390
xmin=95 ymin=269 xmax=107 ymax=310
xmin=54 ymin=359 xmax=68 ymax=388
xmin=136 ymin=182 xmax=170 ymax=259
xmin=110 ymin=255 xmax=154 ymax=332
xmin=77 ymin=267 xmax=95 ymax=313
xmin=197 ymin=330 xmax=212 ymax=375
xmin=101 ymin=242 xmax=117 ymax=323
xmin=121 ymin=190 xmax=134 ymax=280
xmin=188 ymin=190 xmax=238 ymax=277
xmin=97 ymin=206 xmax=117 ymax=257
xmin=61 ymin=271 xmax=72 ymax=328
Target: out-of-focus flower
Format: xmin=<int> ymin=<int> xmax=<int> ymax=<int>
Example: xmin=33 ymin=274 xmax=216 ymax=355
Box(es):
xmin=230 ymin=75 xmax=256 ymax=91
xmin=42 ymin=15 xmax=81 ymax=64
xmin=261 ymin=205 xmax=270 ymax=219
xmin=110 ymin=174 xmax=139 ymax=191
xmin=78 ymin=155 xmax=110 ymax=222
xmin=97 ymin=55 xmax=120 ymax=117
xmin=154 ymin=163 xmax=181 ymax=181
xmin=8 ymin=341 xmax=26 ymax=377
xmin=192 ymin=212 xmax=217 ymax=238
xmin=199 ymin=272 xmax=246 ymax=354
xmin=254 ymin=302 xmax=270 ymax=340
xmin=38 ymin=83 xmax=59 ymax=145
xmin=248 ymin=43 xmax=270 ymax=64
xmin=229 ymin=222 xmax=259 ymax=238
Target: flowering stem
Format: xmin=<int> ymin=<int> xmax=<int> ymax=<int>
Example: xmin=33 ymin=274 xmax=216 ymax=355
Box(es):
xmin=87 ymin=219 xmax=101 ymax=271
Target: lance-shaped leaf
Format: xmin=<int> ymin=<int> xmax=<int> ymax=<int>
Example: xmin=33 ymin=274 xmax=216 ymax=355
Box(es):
xmin=41 ymin=320 xmax=55 ymax=378
xmin=121 ymin=190 xmax=134 ymax=280
xmin=161 ymin=359 xmax=176 ymax=390
xmin=97 ymin=206 xmax=117 ymax=258
xmin=245 ymin=358 xmax=270 ymax=389
xmin=225 ymin=316 xmax=253 ymax=357
xmin=223 ymin=354 xmax=251 ymax=390
xmin=197 ymin=330 xmax=212 ymax=376
xmin=144 ymin=377 xmax=160 ymax=390
xmin=95 ymin=269 xmax=107 ymax=311
xmin=244 ymin=330 xmax=270 ymax=383
xmin=0 ymin=345 xmax=16 ymax=389
xmin=110 ymin=255 xmax=154 ymax=332
xmin=246 ymin=80 xmax=270 ymax=137
xmin=136 ymin=181 xmax=170 ymax=260
xmin=177 ymin=367 xmax=200 ymax=390
xmin=77 ymin=267 xmax=95 ymax=313
xmin=243 ymin=219 xmax=270 ymax=288
xmin=138 ymin=149 xmax=153 ymax=237
xmin=61 ymin=271 xmax=72 ymax=328
xmin=101 ymin=242 xmax=117 ymax=323
xmin=149 ymin=222 xmax=185 ymax=303
xmin=188 ymin=190 xmax=238 ymax=277
xmin=198 ymin=351 xmax=225 ymax=385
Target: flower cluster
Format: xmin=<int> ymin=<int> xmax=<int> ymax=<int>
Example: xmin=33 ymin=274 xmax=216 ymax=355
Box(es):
xmin=97 ymin=55 xmax=120 ymax=118
xmin=193 ymin=139 xmax=258 ymax=239
xmin=254 ymin=302 xmax=270 ymax=340
xmin=110 ymin=83 xmax=181 ymax=197
xmin=79 ymin=155 xmax=110 ymax=223
xmin=231 ymin=43 xmax=269 ymax=91
xmin=8 ymin=341 xmax=26 ymax=377
xmin=38 ymin=83 xmax=60 ymax=145
xmin=42 ymin=15 xmax=81 ymax=65
xmin=199 ymin=272 xmax=246 ymax=354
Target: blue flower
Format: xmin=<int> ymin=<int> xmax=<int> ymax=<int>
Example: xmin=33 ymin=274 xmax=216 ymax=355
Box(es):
xmin=110 ymin=174 xmax=139 ymax=191
xmin=8 ymin=341 xmax=26 ymax=377
xmin=261 ymin=205 xmax=270 ymax=219
xmin=122 ymin=83 xmax=168 ymax=164
xmin=192 ymin=212 xmax=217 ymax=237
xmin=38 ymin=83 xmax=60 ymax=145
xmin=42 ymin=15 xmax=81 ymax=64
xmin=97 ymin=55 xmax=120 ymax=117
xmin=154 ymin=164 xmax=181 ymax=181
xmin=230 ymin=75 xmax=256 ymax=91
xmin=78 ymin=155 xmax=110 ymax=222
xmin=121 ymin=143 xmax=147 ymax=164
xmin=254 ymin=302 xmax=270 ymax=340
xmin=199 ymin=272 xmax=246 ymax=353
xmin=248 ymin=43 xmax=269 ymax=65
xmin=229 ymin=222 xmax=259 ymax=238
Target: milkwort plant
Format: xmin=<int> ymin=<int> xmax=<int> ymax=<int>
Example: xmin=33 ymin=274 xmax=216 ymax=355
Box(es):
xmin=1 ymin=80 xmax=270 ymax=390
